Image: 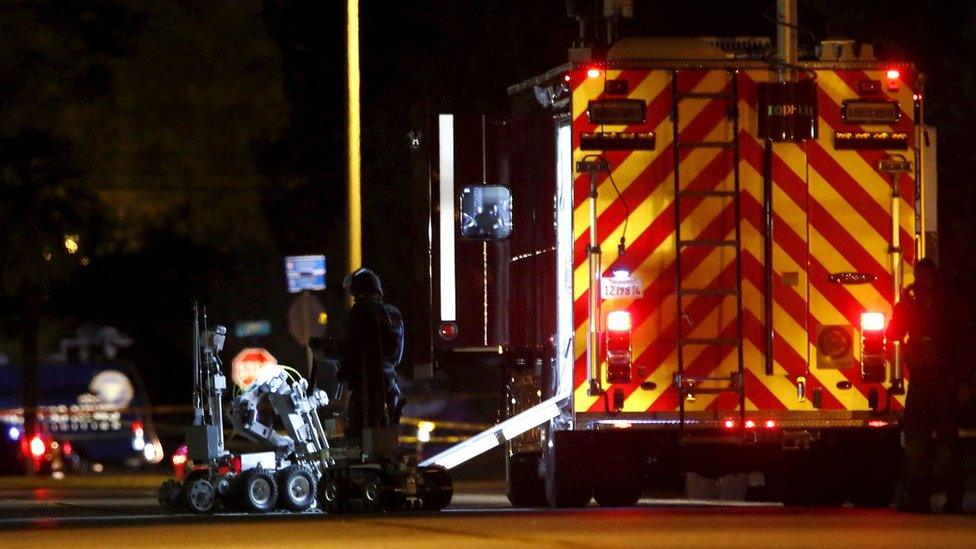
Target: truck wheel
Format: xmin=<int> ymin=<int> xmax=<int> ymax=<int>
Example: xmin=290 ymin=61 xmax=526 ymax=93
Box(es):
xmin=506 ymin=452 xmax=547 ymax=507
xmin=545 ymin=436 xmax=592 ymax=508
xmin=236 ymin=468 xmax=278 ymax=513
xmin=420 ymin=465 xmax=453 ymax=511
xmin=319 ymin=474 xmax=348 ymax=513
xmin=158 ymin=479 xmax=183 ymax=511
xmin=593 ymin=451 xmax=642 ymax=507
xmin=850 ymin=463 xmax=897 ymax=508
xmin=360 ymin=473 xmax=385 ymax=512
xmin=184 ymin=477 xmax=215 ymax=513
xmin=277 ymin=466 xmax=317 ymax=512
xmin=593 ymin=476 xmax=641 ymax=507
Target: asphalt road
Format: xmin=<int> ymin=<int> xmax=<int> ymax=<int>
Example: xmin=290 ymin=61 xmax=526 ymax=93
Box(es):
xmin=0 ymin=474 xmax=974 ymax=547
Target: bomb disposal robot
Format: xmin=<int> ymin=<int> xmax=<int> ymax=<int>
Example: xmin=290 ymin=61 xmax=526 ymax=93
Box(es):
xmin=158 ymin=307 xmax=451 ymax=513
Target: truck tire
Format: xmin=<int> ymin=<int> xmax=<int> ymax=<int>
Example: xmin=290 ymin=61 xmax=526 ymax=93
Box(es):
xmin=236 ymin=468 xmax=278 ymax=513
xmin=276 ymin=466 xmax=317 ymax=512
xmin=545 ymin=434 xmax=592 ymax=508
xmin=420 ymin=465 xmax=454 ymax=511
xmin=506 ymin=452 xmax=547 ymax=507
xmin=319 ymin=473 xmax=348 ymax=513
xmin=769 ymin=456 xmax=846 ymax=507
xmin=593 ymin=473 xmax=641 ymax=507
xmin=593 ymin=447 xmax=642 ymax=507
xmin=360 ymin=473 xmax=385 ymax=512
xmin=849 ymin=458 xmax=897 ymax=508
xmin=183 ymin=477 xmax=216 ymax=513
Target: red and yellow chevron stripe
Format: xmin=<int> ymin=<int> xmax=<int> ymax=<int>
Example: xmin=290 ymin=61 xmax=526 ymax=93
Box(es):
xmin=570 ymin=65 xmax=919 ymax=417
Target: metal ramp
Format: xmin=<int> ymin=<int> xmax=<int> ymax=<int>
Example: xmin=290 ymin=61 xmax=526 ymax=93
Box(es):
xmin=419 ymin=394 xmax=567 ymax=470
xmin=670 ymin=70 xmax=746 ymax=435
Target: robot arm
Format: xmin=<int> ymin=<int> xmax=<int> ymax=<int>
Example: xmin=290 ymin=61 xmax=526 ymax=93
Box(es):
xmin=229 ymin=369 xmax=332 ymax=466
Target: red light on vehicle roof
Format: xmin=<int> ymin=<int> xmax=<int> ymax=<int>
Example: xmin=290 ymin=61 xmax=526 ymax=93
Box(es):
xmin=886 ymin=69 xmax=900 ymax=80
xmin=723 ymin=419 xmax=735 ymax=430
xmin=586 ymin=68 xmax=601 ymax=79
xmin=860 ymin=312 xmax=885 ymax=332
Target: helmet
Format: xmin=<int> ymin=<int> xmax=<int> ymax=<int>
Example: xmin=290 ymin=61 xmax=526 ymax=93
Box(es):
xmin=344 ymin=267 xmax=383 ymax=297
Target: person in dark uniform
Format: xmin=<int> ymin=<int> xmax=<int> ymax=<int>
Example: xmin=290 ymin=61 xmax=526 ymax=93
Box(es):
xmin=341 ymin=268 xmax=406 ymax=441
xmin=887 ymin=258 xmax=963 ymax=513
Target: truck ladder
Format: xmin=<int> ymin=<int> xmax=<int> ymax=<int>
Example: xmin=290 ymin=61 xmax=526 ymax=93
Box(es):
xmin=670 ymin=69 xmax=746 ymax=437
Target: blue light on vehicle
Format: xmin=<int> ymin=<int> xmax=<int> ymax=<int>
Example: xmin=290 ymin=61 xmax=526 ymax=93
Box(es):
xmin=7 ymin=426 xmax=20 ymax=441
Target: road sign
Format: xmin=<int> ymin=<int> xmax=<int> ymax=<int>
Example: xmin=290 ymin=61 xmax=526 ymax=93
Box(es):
xmin=288 ymin=292 xmax=326 ymax=347
xmin=231 ymin=347 xmax=279 ymax=389
xmin=285 ymin=255 xmax=326 ymax=294
xmin=235 ymin=320 xmax=271 ymax=339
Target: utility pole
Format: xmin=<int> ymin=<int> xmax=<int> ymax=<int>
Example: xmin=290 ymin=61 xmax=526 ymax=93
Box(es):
xmin=347 ymin=0 xmax=362 ymax=282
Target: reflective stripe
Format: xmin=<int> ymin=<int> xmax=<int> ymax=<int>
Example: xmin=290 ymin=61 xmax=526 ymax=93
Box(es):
xmin=438 ymin=114 xmax=457 ymax=321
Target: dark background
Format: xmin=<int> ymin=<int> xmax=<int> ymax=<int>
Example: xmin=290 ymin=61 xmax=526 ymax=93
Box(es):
xmin=0 ymin=0 xmax=973 ymax=407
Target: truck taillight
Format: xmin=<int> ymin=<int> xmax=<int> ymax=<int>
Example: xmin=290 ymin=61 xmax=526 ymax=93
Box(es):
xmin=605 ymin=310 xmax=633 ymax=384
xmin=607 ymin=311 xmax=632 ymax=332
xmin=860 ymin=312 xmax=886 ymax=383
xmin=860 ymin=312 xmax=885 ymax=332
xmin=586 ymin=67 xmax=601 ymax=79
xmin=885 ymin=68 xmax=900 ymax=91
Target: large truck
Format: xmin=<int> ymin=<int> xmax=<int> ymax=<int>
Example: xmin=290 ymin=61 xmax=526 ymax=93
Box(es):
xmin=421 ymin=3 xmax=936 ymax=508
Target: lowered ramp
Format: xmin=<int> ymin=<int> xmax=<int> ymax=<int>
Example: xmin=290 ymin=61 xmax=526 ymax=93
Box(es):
xmin=419 ymin=394 xmax=567 ymax=470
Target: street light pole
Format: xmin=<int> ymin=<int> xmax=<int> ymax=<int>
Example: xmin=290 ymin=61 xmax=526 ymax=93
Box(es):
xmin=347 ymin=0 xmax=362 ymax=281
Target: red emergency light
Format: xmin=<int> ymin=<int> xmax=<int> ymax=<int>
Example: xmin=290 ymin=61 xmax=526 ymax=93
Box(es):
xmin=885 ymin=68 xmax=901 ymax=91
xmin=586 ymin=67 xmax=601 ymax=79
xmin=860 ymin=312 xmax=885 ymax=332
xmin=744 ymin=419 xmax=756 ymax=429
xmin=722 ymin=419 xmax=736 ymax=430
xmin=764 ymin=419 xmax=778 ymax=430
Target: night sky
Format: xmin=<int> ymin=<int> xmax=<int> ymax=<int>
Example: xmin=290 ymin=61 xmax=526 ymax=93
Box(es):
xmin=1 ymin=0 xmax=974 ymax=405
